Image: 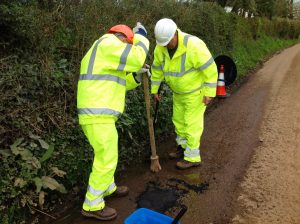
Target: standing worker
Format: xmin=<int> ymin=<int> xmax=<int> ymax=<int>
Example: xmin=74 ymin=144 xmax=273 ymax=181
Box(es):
xmin=151 ymin=18 xmax=218 ymax=170
xmin=77 ymin=23 xmax=149 ymax=220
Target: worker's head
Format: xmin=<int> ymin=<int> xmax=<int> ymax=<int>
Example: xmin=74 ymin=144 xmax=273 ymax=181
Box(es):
xmin=154 ymin=18 xmax=178 ymax=48
xmin=108 ymin=24 xmax=134 ymax=44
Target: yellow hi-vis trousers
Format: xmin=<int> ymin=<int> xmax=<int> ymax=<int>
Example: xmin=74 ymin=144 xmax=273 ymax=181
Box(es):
xmin=81 ymin=122 xmax=118 ymax=211
xmin=172 ymin=90 xmax=206 ymax=163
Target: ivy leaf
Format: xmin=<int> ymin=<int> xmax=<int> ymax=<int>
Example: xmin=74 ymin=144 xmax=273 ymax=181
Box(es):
xmin=10 ymin=138 xmax=24 ymax=155
xmin=19 ymin=148 xmax=33 ymax=161
xmin=38 ymin=139 xmax=49 ymax=149
xmin=41 ymin=176 xmax=67 ymax=193
xmin=41 ymin=176 xmax=58 ymax=190
xmin=33 ymin=177 xmax=42 ymax=193
xmin=51 ymin=167 xmax=66 ymax=177
xmin=14 ymin=178 xmax=27 ymax=188
xmin=29 ymin=133 xmax=41 ymax=140
xmin=11 ymin=138 xmax=24 ymax=148
xmin=56 ymin=184 xmax=67 ymax=194
xmin=40 ymin=144 xmax=54 ymax=163
xmin=30 ymin=156 xmax=41 ymax=169
xmin=0 ymin=149 xmax=12 ymax=157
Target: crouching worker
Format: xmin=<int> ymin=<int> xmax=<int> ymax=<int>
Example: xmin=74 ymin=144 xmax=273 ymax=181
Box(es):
xmin=77 ymin=23 xmax=149 ymax=220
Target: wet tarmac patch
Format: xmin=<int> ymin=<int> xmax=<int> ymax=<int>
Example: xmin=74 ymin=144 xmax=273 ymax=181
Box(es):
xmin=137 ymin=181 xmax=182 ymax=213
xmin=136 ymin=179 xmax=209 ymax=213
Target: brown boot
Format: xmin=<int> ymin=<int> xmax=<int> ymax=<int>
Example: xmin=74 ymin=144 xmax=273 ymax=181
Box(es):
xmin=110 ymin=186 xmax=129 ymax=197
xmin=81 ymin=206 xmax=117 ymax=221
xmin=176 ymin=160 xmax=201 ymax=170
xmin=169 ymin=145 xmax=184 ymax=159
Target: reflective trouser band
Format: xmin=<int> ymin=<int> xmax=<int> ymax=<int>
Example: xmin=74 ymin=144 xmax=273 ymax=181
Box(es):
xmin=77 ymin=108 xmax=121 ymax=117
xmin=84 ymin=182 xmax=116 ymax=207
xmin=87 ymin=182 xmax=116 ymax=197
xmin=184 ymin=147 xmax=200 ymax=158
xmin=79 ymin=74 xmax=126 ymax=86
xmin=84 ymin=196 xmax=104 ymax=207
xmin=176 ymin=136 xmax=187 ymax=145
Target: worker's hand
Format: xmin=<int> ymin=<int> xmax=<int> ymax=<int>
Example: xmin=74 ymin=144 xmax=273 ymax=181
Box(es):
xmin=154 ymin=94 xmax=162 ymax=102
xmin=203 ymin=96 xmax=213 ymax=105
xmin=133 ymin=67 xmax=149 ymax=83
xmin=133 ymin=22 xmax=147 ymax=37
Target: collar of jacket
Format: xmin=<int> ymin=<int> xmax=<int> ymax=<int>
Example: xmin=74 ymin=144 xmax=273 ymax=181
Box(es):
xmin=160 ymin=29 xmax=188 ymax=60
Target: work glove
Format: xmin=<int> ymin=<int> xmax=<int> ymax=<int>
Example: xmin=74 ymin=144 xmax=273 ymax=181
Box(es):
xmin=133 ymin=22 xmax=147 ymax=37
xmin=133 ymin=64 xmax=150 ymax=83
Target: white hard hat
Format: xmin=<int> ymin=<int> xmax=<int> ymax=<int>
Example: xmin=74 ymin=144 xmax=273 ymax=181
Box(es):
xmin=154 ymin=18 xmax=177 ymax=46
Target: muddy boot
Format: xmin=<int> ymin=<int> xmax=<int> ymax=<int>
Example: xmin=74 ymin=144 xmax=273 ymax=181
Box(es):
xmin=176 ymin=160 xmax=201 ymax=170
xmin=81 ymin=206 xmax=117 ymax=221
xmin=110 ymin=185 xmax=129 ymax=197
xmin=169 ymin=145 xmax=184 ymax=159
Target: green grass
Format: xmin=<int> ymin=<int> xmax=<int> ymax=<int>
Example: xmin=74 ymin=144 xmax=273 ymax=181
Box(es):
xmin=233 ymin=36 xmax=299 ymax=77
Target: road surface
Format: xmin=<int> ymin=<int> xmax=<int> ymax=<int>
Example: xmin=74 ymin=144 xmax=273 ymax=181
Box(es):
xmin=48 ymin=43 xmax=300 ymax=224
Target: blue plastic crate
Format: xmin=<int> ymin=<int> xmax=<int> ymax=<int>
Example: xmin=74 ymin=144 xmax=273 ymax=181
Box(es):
xmin=124 ymin=208 xmax=180 ymax=224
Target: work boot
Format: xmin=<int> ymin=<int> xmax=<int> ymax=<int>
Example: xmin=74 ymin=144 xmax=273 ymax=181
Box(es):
xmin=110 ymin=185 xmax=129 ymax=197
xmin=169 ymin=145 xmax=184 ymax=159
xmin=176 ymin=160 xmax=201 ymax=170
xmin=81 ymin=206 xmax=117 ymax=221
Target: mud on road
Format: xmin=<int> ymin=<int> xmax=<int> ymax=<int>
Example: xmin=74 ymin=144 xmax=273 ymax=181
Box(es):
xmin=48 ymin=44 xmax=300 ymax=224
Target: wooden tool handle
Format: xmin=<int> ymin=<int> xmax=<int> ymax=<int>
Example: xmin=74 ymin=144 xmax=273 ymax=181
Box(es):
xmin=142 ymin=73 xmax=157 ymax=157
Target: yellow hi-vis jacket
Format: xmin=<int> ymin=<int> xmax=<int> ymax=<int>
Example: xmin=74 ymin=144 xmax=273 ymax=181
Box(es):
xmin=151 ymin=29 xmax=217 ymax=96
xmin=77 ymin=33 xmax=149 ymax=125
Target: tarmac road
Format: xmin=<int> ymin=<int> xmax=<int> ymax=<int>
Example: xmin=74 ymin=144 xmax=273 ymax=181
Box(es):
xmin=48 ymin=43 xmax=300 ymax=224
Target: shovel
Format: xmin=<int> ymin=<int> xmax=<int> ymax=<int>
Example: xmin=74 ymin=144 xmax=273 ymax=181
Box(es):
xmin=142 ymin=73 xmax=161 ymax=172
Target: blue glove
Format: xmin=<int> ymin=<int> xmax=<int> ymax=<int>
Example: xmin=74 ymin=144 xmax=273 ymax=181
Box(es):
xmin=133 ymin=22 xmax=147 ymax=37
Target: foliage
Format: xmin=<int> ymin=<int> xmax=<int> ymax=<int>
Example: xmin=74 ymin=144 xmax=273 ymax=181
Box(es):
xmin=0 ymin=136 xmax=66 ymax=222
xmin=0 ymin=0 xmax=299 ymax=223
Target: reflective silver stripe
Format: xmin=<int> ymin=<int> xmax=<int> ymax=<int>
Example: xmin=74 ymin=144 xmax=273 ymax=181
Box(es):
xmin=164 ymin=57 xmax=214 ymax=78
xmin=152 ymin=64 xmax=162 ymax=70
xmin=203 ymin=82 xmax=217 ymax=88
xmin=176 ymin=136 xmax=187 ymax=145
xmin=88 ymin=185 xmax=105 ymax=197
xmin=181 ymin=53 xmax=186 ymax=73
xmin=117 ymin=44 xmax=132 ymax=71
xmin=88 ymin=37 xmax=106 ymax=75
xmin=87 ymin=182 xmax=116 ymax=197
xmin=78 ymin=108 xmax=121 ymax=116
xmin=164 ymin=71 xmax=180 ymax=77
xmin=84 ymin=196 xmax=104 ymax=206
xmin=135 ymin=41 xmax=148 ymax=55
xmin=184 ymin=147 xmax=200 ymax=157
xmin=79 ymin=74 xmax=126 ymax=86
xmin=183 ymin=35 xmax=192 ymax=47
xmin=106 ymin=182 xmax=116 ymax=192
xmin=151 ymin=80 xmax=162 ymax=86
xmin=198 ymin=57 xmax=214 ymax=71
xmin=173 ymin=84 xmax=203 ymax=95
